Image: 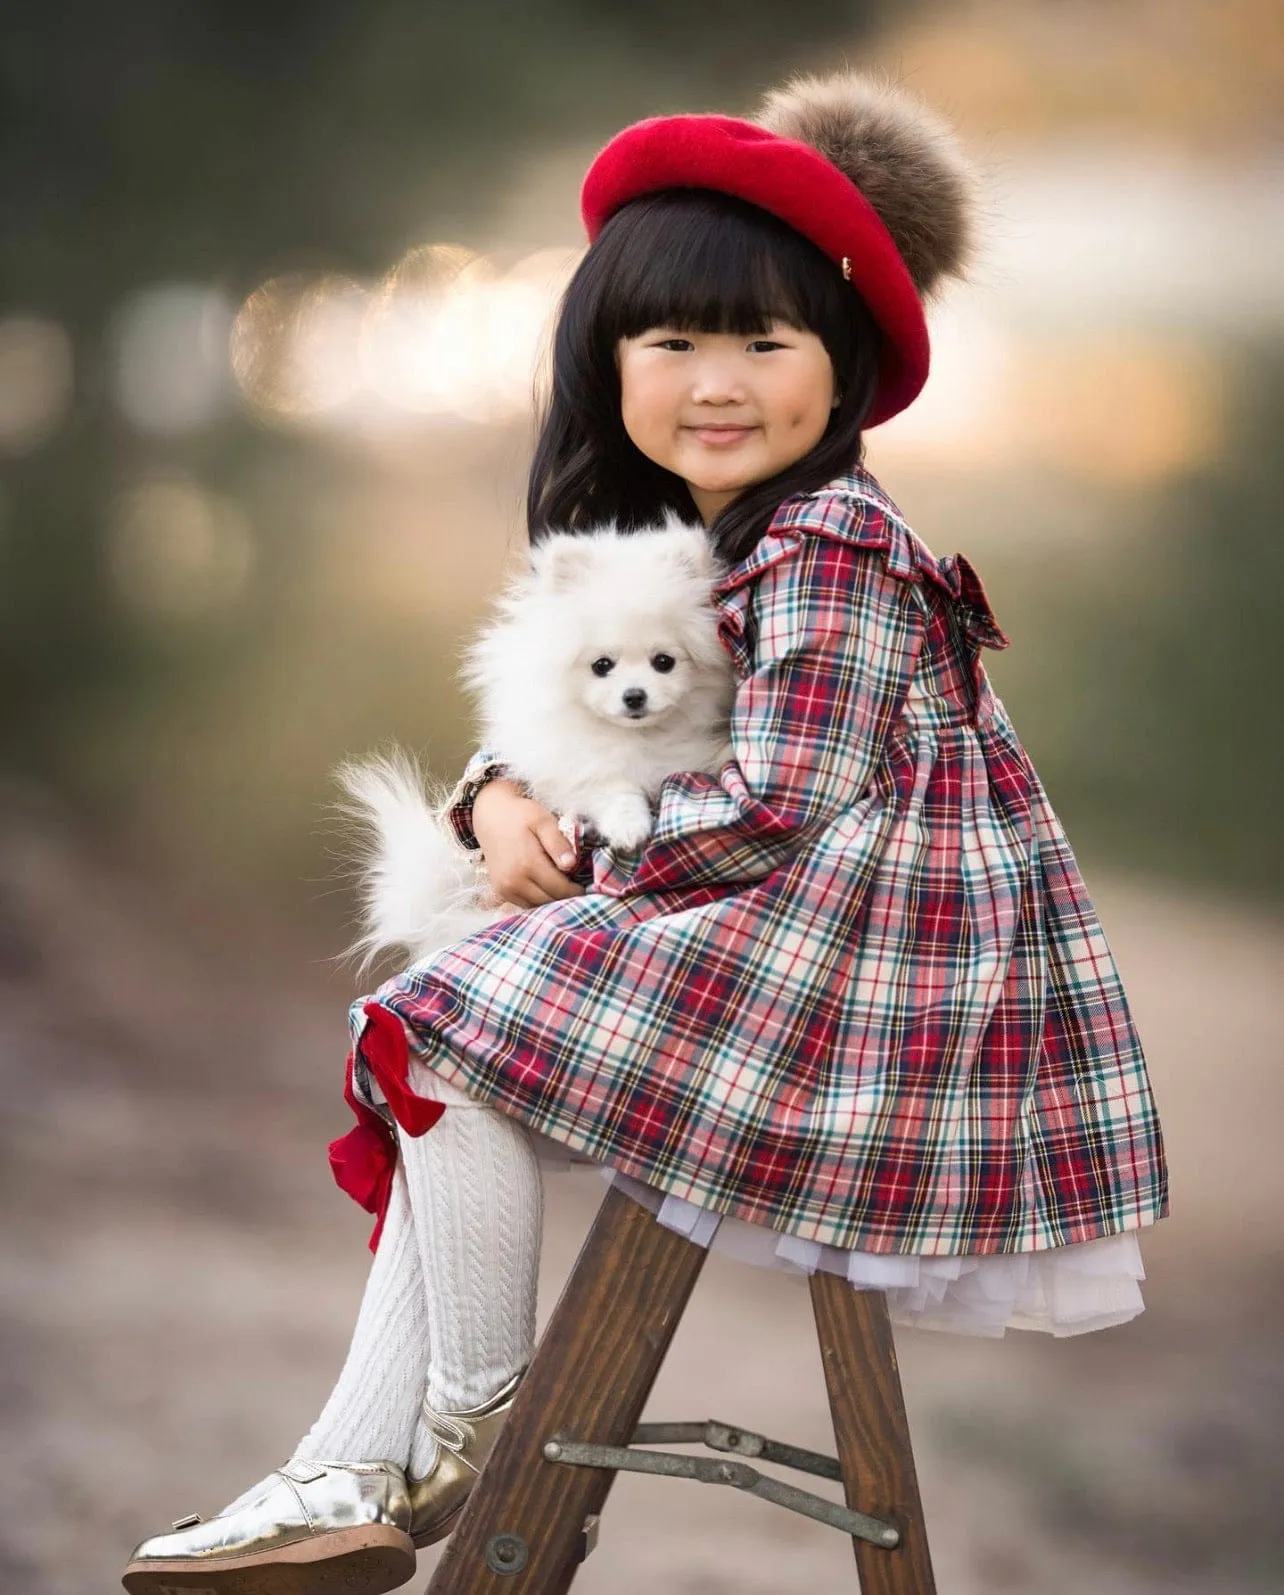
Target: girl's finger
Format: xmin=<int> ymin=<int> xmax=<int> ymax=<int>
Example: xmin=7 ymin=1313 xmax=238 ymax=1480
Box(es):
xmin=525 ymin=863 xmax=586 ymax=901
xmin=520 ymin=842 xmax=585 ymax=901
xmin=499 ymin=877 xmax=568 ymax=910
xmin=536 ymin=815 xmax=579 ymax=872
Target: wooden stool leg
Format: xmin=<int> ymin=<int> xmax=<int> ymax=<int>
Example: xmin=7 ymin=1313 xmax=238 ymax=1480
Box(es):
xmin=427 ymin=1184 xmax=708 ymax=1595
xmin=809 ymin=1274 xmax=937 ymax=1595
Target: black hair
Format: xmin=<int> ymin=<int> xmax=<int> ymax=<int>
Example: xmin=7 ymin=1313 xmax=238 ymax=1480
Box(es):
xmin=526 ymin=187 xmax=884 ymax=566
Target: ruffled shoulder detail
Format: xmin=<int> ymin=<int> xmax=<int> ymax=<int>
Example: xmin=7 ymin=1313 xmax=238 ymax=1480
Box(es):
xmin=712 ymin=465 xmax=1011 ymax=655
xmin=710 ymin=477 xmax=901 ymax=597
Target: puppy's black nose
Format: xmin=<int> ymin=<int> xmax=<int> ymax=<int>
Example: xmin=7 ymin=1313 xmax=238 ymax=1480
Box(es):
xmin=622 ymin=688 xmax=647 ymax=710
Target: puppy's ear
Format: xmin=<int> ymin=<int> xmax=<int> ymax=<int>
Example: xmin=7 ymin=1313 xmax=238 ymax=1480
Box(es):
xmin=658 ymin=516 xmax=718 ymax=579
xmin=530 ymin=533 xmax=599 ymax=591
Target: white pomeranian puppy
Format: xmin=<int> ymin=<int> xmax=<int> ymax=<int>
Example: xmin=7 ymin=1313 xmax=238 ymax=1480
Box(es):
xmin=338 ymin=512 xmax=737 ymax=968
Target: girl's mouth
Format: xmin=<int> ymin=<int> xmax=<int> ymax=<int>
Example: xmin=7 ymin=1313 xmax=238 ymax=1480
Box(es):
xmin=686 ymin=425 xmax=758 ymax=447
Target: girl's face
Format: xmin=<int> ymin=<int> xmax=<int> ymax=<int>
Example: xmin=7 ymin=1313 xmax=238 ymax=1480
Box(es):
xmin=615 ymin=320 xmax=840 ymax=526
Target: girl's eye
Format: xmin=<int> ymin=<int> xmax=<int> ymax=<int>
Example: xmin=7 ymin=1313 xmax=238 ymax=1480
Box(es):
xmin=591 ymin=657 xmax=615 ymax=676
xmin=650 ymin=654 xmax=676 ymax=673
xmin=652 ymin=338 xmax=785 ymax=353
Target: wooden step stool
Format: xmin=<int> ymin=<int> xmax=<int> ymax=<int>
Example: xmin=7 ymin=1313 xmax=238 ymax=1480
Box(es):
xmin=426 ymin=1185 xmax=936 ymax=1594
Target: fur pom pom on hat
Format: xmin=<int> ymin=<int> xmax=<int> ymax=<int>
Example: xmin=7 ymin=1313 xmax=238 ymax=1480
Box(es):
xmin=580 ymin=68 xmax=979 ymax=426
xmin=750 ymin=69 xmax=977 ymax=302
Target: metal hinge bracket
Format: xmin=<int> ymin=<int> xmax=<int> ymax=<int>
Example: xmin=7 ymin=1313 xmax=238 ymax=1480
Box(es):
xmin=542 ymin=1418 xmax=900 ymax=1549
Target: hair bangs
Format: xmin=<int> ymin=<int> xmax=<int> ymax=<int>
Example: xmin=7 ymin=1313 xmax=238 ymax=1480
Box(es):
xmin=601 ymin=190 xmax=824 ymax=342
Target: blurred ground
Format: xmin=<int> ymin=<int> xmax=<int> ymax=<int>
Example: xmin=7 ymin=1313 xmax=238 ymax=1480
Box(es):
xmin=1 ymin=785 xmax=1281 ymax=1594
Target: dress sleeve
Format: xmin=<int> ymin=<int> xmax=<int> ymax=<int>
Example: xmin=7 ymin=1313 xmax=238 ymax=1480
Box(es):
xmin=592 ymin=528 xmax=926 ymax=900
xmin=442 ymin=747 xmax=514 ymax=851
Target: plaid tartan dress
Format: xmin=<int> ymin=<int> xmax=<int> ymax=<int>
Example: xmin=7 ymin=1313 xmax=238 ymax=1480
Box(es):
xmin=331 ymin=465 xmax=1169 ymax=1259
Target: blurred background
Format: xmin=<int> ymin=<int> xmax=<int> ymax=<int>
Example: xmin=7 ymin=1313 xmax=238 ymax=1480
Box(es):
xmin=1 ymin=1 xmax=1281 ymax=1590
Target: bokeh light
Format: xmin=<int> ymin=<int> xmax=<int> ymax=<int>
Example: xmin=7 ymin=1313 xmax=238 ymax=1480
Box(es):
xmin=230 ymin=272 xmax=370 ymax=421
xmin=0 ymin=314 xmax=74 ymax=453
xmin=361 ymin=243 xmax=485 ymax=416
xmin=107 ymin=474 xmax=255 ymax=620
xmin=230 ymin=245 xmax=581 ymax=434
xmin=112 ymin=284 xmax=236 ymax=434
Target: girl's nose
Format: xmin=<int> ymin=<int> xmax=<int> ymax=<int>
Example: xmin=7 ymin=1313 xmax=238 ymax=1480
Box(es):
xmin=689 ymin=362 xmax=747 ymax=403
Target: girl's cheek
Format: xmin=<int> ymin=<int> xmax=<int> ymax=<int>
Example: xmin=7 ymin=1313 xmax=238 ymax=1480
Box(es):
xmin=631 ymin=383 xmax=674 ymax=437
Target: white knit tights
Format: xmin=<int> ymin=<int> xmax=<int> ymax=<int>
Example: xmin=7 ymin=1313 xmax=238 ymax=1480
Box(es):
xmin=219 ymin=1079 xmax=542 ymax=1514
xmin=398 ymin=1075 xmax=543 ymax=1475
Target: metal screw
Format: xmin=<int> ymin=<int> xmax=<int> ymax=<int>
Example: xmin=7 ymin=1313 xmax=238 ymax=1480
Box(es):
xmin=543 ymin=1440 xmax=563 ymax=1461
xmin=880 ymin=1526 xmax=901 ymax=1547
xmin=485 ymin=1532 xmax=530 ymax=1575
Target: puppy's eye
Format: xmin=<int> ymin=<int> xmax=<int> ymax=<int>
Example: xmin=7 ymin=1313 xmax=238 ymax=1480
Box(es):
xmin=651 ymin=654 xmax=676 ymax=674
xmin=590 ymin=657 xmax=615 ymax=677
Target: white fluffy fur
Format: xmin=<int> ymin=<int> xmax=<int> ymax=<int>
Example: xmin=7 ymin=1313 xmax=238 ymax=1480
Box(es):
xmin=335 ymin=750 xmax=499 ymax=971
xmin=339 ymin=513 xmax=737 ymax=968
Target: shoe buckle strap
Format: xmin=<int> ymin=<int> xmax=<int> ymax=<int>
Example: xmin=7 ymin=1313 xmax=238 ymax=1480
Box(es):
xmin=422 ymin=1404 xmax=474 ymax=1455
xmin=278 ymin=1460 xmax=328 ymax=1484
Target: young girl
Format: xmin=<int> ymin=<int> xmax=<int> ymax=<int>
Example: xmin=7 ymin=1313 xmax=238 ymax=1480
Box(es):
xmin=123 ymin=67 xmax=1169 ymax=1595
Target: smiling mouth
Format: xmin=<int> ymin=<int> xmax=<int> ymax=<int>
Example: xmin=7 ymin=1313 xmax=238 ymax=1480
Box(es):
xmin=686 ymin=425 xmax=758 ymax=445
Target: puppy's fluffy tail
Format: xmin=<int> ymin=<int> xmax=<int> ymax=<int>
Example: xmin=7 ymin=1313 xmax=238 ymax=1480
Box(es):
xmin=335 ymin=750 xmax=496 ymax=970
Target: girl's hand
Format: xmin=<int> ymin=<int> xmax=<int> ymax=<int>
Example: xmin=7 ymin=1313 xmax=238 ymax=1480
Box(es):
xmin=471 ymin=778 xmax=587 ymax=909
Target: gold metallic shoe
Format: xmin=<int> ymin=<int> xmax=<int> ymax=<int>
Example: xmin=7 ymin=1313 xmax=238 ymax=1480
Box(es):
xmin=120 ymin=1457 xmax=417 ymax=1595
xmin=407 ymin=1369 xmax=525 ymax=1547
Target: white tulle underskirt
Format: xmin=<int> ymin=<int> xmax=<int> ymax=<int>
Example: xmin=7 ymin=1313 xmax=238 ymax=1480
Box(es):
xmin=388 ymin=1064 xmax=1147 ymax=1340
xmin=529 ymin=1130 xmax=1147 ymax=1339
